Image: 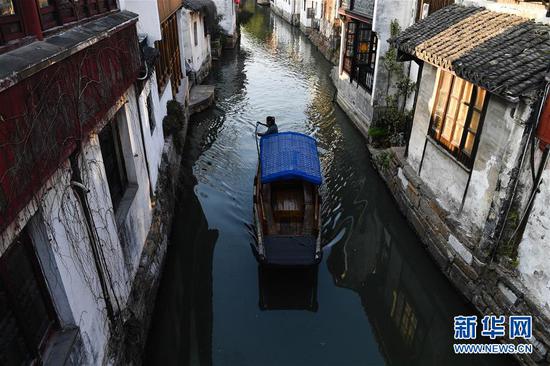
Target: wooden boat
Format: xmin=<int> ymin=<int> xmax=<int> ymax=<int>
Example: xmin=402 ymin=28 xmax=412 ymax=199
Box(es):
xmin=253 ymin=132 xmax=322 ymax=266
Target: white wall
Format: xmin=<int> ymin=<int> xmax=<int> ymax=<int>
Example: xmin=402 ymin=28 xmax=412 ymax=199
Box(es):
xmin=211 ymin=0 xmax=238 ymax=36
xmin=407 ymin=64 xmax=530 ymax=232
xmin=181 ymin=9 xmax=212 ymax=75
xmin=272 ymin=0 xmax=300 ymax=24
xmin=459 ymin=0 xmax=550 ymax=24
xmin=0 ymin=85 xmax=158 ymax=364
xmin=299 ymin=0 xmax=322 ymax=29
xmin=518 ymin=160 xmax=550 ymax=316
xmin=119 ymin=0 xmax=163 ymax=43
xmin=137 ymin=73 xmax=166 ymax=190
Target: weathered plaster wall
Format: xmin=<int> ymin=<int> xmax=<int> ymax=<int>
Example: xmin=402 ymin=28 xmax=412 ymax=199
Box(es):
xmin=114 ymin=87 xmax=154 ymax=278
xmin=332 ymin=67 xmax=375 ymax=136
xmin=518 ymin=154 xmax=550 ymax=317
xmin=370 ymin=146 xmax=550 ymax=365
xmin=299 ymin=0 xmax=322 ymax=30
xmin=408 ymin=64 xmax=528 ymax=232
xmin=459 ymin=0 xmax=550 ymax=24
xmin=371 ymin=0 xmax=416 ymax=103
xmin=212 ymin=0 xmax=238 ymax=36
xmin=181 ymin=10 xmax=212 ymax=83
xmin=138 ymin=73 xmax=167 ymax=190
xmin=0 ymin=85 xmax=162 ymax=364
xmin=406 ymin=63 xmax=437 ymax=171
xmin=120 ymin=0 xmax=162 ymax=43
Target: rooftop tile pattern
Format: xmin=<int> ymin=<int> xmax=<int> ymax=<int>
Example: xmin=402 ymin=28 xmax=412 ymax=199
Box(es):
xmin=392 ymin=4 xmax=550 ymax=102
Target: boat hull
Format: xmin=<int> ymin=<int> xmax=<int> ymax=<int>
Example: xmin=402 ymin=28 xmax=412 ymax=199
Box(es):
xmin=252 ymin=172 xmax=322 ymax=267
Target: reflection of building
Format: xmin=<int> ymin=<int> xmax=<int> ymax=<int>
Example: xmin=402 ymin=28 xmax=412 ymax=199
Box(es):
xmin=144 ymin=190 xmax=218 ymax=365
xmin=258 ymin=266 xmax=319 ymax=311
xmin=326 ymin=202 xmax=482 ymax=365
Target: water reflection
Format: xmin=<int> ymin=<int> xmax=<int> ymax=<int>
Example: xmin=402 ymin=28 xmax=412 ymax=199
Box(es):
xmin=258 ymin=266 xmax=319 ymax=312
xmin=144 ymin=3 xmax=517 ymax=366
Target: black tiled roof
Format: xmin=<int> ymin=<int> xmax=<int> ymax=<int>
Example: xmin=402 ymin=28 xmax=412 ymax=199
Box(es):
xmin=391 ymin=4 xmax=550 ymax=102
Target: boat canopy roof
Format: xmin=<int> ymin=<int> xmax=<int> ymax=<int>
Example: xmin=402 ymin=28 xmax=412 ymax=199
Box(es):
xmin=260 ymin=132 xmax=322 ymax=185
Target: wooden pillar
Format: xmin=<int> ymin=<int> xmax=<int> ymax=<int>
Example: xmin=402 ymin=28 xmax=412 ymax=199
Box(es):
xmin=20 ymin=1 xmax=43 ymax=41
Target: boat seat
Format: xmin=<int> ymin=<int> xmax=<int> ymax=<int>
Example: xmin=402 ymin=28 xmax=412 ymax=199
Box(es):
xmin=272 ymin=186 xmax=304 ymax=222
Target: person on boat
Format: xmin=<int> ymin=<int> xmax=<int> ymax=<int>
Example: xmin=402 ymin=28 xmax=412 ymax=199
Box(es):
xmin=257 ymin=116 xmax=278 ymax=136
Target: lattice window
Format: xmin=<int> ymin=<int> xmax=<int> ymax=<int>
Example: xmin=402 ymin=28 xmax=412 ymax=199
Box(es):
xmin=429 ymin=69 xmax=488 ymax=168
xmin=342 ymin=20 xmax=377 ymax=93
xmin=37 ymin=0 xmax=118 ymax=31
xmin=155 ymin=12 xmax=183 ymax=96
xmin=0 ymin=0 xmax=24 ymax=45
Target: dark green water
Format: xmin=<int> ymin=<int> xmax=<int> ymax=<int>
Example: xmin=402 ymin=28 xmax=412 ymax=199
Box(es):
xmin=143 ymin=4 xmax=517 ymax=366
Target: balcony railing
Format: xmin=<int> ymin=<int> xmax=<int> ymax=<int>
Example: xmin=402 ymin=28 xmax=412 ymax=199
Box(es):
xmin=0 ymin=0 xmax=118 ymax=51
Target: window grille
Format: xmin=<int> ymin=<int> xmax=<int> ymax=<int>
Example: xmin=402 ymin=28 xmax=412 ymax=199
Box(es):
xmin=342 ymin=20 xmax=377 ymax=93
xmin=155 ymin=12 xmax=183 ymax=95
xmin=428 ymin=69 xmax=488 ymax=168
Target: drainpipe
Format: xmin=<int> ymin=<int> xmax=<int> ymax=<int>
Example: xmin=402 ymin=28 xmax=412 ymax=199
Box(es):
xmin=69 ymin=153 xmax=118 ymax=326
xmin=489 ymin=83 xmax=550 ymax=261
xmin=134 ymin=85 xmax=154 ymax=199
xmin=405 ymin=60 xmax=423 ymax=158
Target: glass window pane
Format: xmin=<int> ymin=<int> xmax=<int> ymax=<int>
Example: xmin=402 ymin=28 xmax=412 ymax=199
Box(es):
xmin=470 ymin=111 xmax=480 ymax=133
xmin=451 ymin=78 xmax=464 ymax=97
xmin=0 ymin=0 xmax=14 ymax=16
xmin=440 ymin=71 xmax=453 ymax=93
xmin=447 ymin=97 xmax=458 ymax=118
xmin=462 ymin=82 xmax=473 ymax=104
xmin=475 ymin=88 xmax=486 ymax=109
xmin=451 ymin=120 xmax=464 ymax=147
xmin=464 ymin=132 xmax=475 ymax=155
xmin=441 ymin=117 xmax=454 ymax=141
xmin=38 ymin=0 xmax=51 ymax=8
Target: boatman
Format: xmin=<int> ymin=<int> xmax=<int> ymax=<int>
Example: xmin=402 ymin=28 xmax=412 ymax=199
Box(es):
xmin=257 ymin=116 xmax=278 ymax=136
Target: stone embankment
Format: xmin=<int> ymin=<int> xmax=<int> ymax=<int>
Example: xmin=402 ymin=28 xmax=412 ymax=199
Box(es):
xmin=369 ymin=146 xmax=550 ymax=366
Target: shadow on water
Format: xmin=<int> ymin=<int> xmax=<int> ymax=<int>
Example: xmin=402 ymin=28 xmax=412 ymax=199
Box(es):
xmin=258 ymin=266 xmax=319 ymax=312
xmin=143 ymin=2 xmax=518 ymax=365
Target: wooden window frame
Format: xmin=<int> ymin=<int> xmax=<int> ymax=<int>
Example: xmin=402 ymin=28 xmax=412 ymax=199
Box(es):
xmin=37 ymin=0 xmax=118 ymax=32
xmin=0 ymin=0 xmax=25 ymax=45
xmin=99 ymin=115 xmax=129 ymax=211
xmin=342 ymin=20 xmax=377 ymax=93
xmin=428 ymin=69 xmax=489 ymax=169
xmin=0 ymin=228 xmax=59 ymax=364
xmin=155 ymin=12 xmax=183 ymax=96
xmin=193 ymin=20 xmax=198 ymax=46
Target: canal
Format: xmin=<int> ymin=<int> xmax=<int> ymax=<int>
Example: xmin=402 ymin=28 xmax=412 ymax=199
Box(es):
xmin=143 ymin=4 xmax=517 ymax=366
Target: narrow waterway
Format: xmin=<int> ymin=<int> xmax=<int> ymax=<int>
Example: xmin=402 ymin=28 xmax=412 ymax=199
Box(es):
xmin=143 ymin=4 xmax=517 ymax=366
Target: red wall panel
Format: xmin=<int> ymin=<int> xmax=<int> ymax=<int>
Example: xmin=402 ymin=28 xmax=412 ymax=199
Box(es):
xmin=0 ymin=24 xmax=140 ymax=231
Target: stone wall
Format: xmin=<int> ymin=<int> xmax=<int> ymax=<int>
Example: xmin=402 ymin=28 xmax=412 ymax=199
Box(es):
xmin=107 ymin=114 xmax=189 ymax=365
xmin=369 ymin=146 xmax=550 ymax=365
xmin=306 ymin=24 xmax=340 ymax=65
xmin=331 ymin=67 xmax=375 ymax=135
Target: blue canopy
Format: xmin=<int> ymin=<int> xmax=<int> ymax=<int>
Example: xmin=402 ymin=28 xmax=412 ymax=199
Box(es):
xmin=260 ymin=132 xmax=322 ymax=185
